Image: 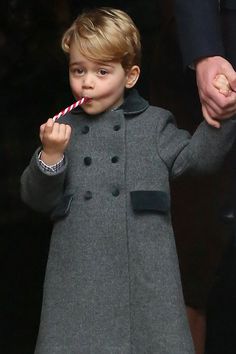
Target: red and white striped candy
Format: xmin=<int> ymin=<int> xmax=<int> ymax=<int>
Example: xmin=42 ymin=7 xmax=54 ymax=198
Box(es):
xmin=52 ymin=97 xmax=89 ymax=121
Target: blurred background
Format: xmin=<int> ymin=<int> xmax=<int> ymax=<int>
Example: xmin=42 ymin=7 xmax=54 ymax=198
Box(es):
xmin=1 ymin=1 xmax=236 ymax=353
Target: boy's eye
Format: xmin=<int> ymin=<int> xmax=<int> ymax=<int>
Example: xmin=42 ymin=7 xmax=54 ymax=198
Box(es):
xmin=98 ymin=69 xmax=108 ymax=76
xmin=76 ymin=68 xmax=84 ymax=74
xmin=71 ymin=67 xmax=84 ymax=75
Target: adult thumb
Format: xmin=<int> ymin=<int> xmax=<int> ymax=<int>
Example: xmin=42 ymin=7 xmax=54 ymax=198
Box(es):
xmin=226 ymin=67 xmax=236 ymax=91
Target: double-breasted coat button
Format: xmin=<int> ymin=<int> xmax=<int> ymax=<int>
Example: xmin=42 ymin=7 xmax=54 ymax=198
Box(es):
xmin=113 ymin=124 xmax=121 ymax=131
xmin=84 ymin=191 xmax=92 ymax=200
xmin=84 ymin=157 xmax=92 ymax=166
xmin=81 ymin=125 xmax=90 ymax=134
xmin=111 ymin=156 xmax=119 ymax=163
xmin=112 ymin=187 xmax=120 ymax=197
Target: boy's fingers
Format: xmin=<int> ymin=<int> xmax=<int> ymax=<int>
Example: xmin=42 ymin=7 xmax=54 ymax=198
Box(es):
xmin=65 ymin=124 xmax=72 ymax=139
xmin=55 ymin=123 xmax=71 ymax=137
xmin=39 ymin=123 xmax=46 ymax=140
xmin=58 ymin=123 xmax=66 ymax=135
xmin=214 ymin=74 xmax=231 ymax=96
xmin=40 ymin=123 xmax=46 ymax=133
xmin=40 ymin=119 xmax=55 ymax=141
xmin=219 ymin=88 xmax=231 ymax=97
xmin=53 ymin=122 xmax=61 ymax=135
xmin=40 ymin=119 xmax=72 ymax=143
xmin=47 ymin=118 xmax=54 ymax=125
xmin=43 ymin=118 xmax=55 ymax=135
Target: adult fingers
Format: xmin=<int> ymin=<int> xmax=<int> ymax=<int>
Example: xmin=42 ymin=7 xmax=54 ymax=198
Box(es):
xmin=202 ymin=105 xmax=221 ymax=128
xmin=202 ymin=89 xmax=236 ymax=118
xmin=222 ymin=65 xmax=236 ymax=91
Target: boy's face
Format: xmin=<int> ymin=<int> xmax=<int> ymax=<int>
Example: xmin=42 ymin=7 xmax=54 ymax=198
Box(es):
xmin=69 ymin=41 xmax=139 ymax=115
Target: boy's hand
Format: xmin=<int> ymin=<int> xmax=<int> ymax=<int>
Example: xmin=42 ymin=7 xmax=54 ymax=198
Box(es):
xmin=213 ymin=74 xmax=232 ymax=97
xmin=40 ymin=118 xmax=72 ymax=165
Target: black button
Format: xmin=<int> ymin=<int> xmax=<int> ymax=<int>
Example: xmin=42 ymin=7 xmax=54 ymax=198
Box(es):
xmin=84 ymin=191 xmax=92 ymax=200
xmin=111 ymin=156 xmax=119 ymax=163
xmin=81 ymin=125 xmax=89 ymax=134
xmin=113 ymin=124 xmax=121 ymax=131
xmin=84 ymin=157 xmax=92 ymax=166
xmin=112 ymin=188 xmax=120 ymax=197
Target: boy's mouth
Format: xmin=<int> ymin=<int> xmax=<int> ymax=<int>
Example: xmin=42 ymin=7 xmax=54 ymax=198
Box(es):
xmin=81 ymin=97 xmax=92 ymax=104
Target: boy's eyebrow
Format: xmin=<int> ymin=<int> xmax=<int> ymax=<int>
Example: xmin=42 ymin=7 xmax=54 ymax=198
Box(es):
xmin=69 ymin=61 xmax=83 ymax=67
xmin=69 ymin=61 xmax=115 ymax=68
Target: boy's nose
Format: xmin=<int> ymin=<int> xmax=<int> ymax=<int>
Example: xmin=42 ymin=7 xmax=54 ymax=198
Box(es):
xmin=82 ymin=74 xmax=95 ymax=89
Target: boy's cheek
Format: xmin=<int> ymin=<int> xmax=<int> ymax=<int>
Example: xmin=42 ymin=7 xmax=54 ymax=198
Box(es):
xmin=70 ymin=86 xmax=81 ymax=99
xmin=69 ymin=78 xmax=80 ymax=91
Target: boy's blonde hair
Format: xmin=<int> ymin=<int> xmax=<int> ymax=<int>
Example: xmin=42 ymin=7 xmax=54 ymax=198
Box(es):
xmin=61 ymin=7 xmax=141 ymax=70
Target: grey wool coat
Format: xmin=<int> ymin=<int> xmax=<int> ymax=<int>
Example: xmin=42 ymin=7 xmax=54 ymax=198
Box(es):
xmin=21 ymin=89 xmax=236 ymax=354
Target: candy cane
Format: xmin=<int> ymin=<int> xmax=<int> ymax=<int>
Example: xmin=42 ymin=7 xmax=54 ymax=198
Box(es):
xmin=52 ymin=97 xmax=90 ymax=121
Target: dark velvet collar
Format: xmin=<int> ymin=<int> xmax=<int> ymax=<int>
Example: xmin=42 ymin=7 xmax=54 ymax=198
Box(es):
xmin=118 ymin=89 xmax=149 ymax=115
xmin=71 ymin=89 xmax=149 ymax=117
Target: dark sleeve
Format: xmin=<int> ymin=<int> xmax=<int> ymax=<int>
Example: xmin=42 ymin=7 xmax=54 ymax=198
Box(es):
xmin=20 ymin=148 xmax=68 ymax=213
xmin=221 ymin=0 xmax=236 ymax=9
xmin=174 ymin=0 xmax=225 ymax=68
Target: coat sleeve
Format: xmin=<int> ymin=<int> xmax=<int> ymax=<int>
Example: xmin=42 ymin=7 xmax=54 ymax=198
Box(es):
xmin=20 ymin=148 xmax=68 ymax=213
xmin=221 ymin=0 xmax=236 ymax=10
xmin=174 ymin=0 xmax=225 ymax=68
xmin=156 ymin=110 xmax=236 ymax=179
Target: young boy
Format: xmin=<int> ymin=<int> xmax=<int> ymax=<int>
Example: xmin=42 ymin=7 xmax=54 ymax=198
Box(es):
xmin=21 ymin=7 xmax=236 ymax=354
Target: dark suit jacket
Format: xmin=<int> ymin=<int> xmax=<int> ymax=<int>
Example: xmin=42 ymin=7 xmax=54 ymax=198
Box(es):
xmin=174 ymin=0 xmax=236 ymax=68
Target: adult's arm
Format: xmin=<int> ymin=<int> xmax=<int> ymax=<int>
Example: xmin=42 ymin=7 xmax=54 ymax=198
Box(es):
xmin=174 ymin=0 xmax=225 ymax=68
xmin=174 ymin=0 xmax=236 ymax=126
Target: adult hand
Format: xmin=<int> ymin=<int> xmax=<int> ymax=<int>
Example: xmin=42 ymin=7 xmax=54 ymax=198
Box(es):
xmin=40 ymin=118 xmax=72 ymax=165
xmin=195 ymin=56 xmax=236 ymax=128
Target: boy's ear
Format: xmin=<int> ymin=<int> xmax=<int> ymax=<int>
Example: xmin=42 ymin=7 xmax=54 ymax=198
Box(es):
xmin=125 ymin=65 xmax=140 ymax=88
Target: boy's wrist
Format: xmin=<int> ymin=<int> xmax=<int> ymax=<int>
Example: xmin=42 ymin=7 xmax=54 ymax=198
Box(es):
xmin=40 ymin=150 xmax=64 ymax=165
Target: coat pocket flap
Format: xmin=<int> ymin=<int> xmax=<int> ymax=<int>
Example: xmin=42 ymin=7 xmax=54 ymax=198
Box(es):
xmin=51 ymin=194 xmax=73 ymax=221
xmin=130 ymin=191 xmax=170 ymax=213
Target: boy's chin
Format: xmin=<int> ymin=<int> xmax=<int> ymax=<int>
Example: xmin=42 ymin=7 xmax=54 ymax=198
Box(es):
xmin=82 ymin=106 xmax=102 ymax=116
